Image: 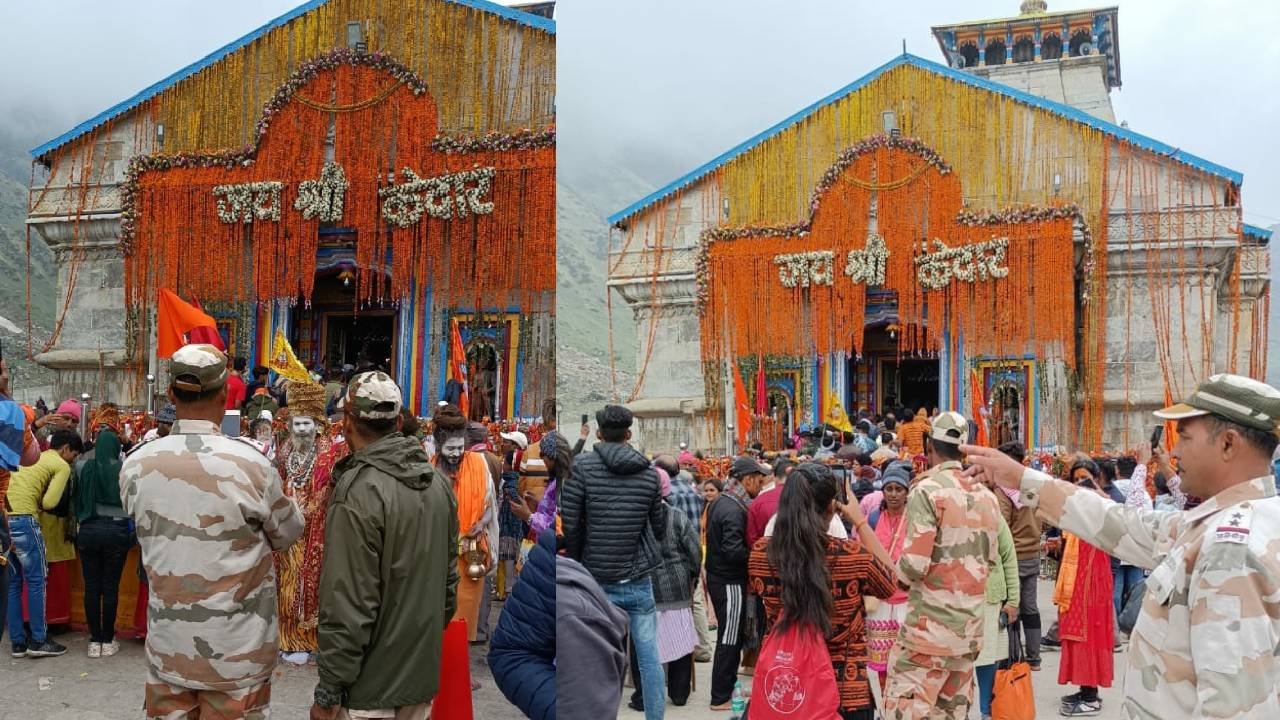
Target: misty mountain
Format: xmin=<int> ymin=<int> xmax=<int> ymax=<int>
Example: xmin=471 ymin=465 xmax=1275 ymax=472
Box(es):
xmin=0 ymin=121 xmax=56 ymax=393
xmin=554 ymin=156 xmax=652 ymax=422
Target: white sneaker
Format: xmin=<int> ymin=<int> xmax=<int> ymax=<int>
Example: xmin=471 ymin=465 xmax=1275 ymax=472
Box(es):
xmin=87 ymin=642 xmax=101 ymax=658
xmin=100 ymin=641 xmax=120 ymax=658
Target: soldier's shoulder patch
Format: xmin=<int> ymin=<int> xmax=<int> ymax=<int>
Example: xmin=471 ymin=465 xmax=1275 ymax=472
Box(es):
xmin=1213 ymin=504 xmax=1253 ymax=545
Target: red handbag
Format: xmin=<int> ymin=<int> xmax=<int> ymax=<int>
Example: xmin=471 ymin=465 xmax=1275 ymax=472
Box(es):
xmin=749 ymin=621 xmax=840 ymax=719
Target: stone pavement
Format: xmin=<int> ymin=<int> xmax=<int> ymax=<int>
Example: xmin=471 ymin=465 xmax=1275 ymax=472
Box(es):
xmin=618 ymin=578 xmax=1128 ymax=719
xmin=0 ymin=602 xmax=525 ymax=719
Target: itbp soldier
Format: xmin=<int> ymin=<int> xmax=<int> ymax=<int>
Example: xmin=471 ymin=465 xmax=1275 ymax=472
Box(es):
xmin=884 ymin=411 xmax=1001 ymax=720
xmin=963 ymin=373 xmax=1280 ymax=719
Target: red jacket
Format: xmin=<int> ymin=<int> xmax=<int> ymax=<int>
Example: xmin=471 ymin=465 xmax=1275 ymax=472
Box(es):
xmin=225 ymin=374 xmax=247 ymax=410
xmin=745 ymin=484 xmax=782 ymax=549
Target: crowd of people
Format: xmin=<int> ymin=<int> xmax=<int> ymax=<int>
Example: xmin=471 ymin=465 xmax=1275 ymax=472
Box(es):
xmin=6 ymin=346 xmax=1280 ymax=720
xmin=561 ymin=374 xmax=1280 ymax=719
xmin=0 ymin=348 xmax=558 ymax=719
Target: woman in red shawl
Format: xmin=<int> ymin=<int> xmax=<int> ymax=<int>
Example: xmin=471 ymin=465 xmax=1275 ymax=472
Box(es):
xmin=1054 ymin=459 xmax=1115 ymax=717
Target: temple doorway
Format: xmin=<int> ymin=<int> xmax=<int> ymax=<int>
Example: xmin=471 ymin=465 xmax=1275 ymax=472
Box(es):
xmin=879 ymin=358 xmax=940 ymax=416
xmin=291 ymin=267 xmax=398 ymax=375
xmin=466 ymin=339 xmax=501 ymax=421
xmin=848 ymin=323 xmax=939 ymax=416
xmin=324 ymin=313 xmax=395 ymax=372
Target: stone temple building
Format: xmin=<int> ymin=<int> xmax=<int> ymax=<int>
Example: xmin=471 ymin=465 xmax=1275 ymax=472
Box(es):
xmin=26 ymin=0 xmax=555 ymax=417
xmin=607 ymin=1 xmax=1272 ymax=453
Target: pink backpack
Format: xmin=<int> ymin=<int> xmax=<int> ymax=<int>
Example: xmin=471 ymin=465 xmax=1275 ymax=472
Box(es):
xmin=749 ymin=622 xmax=841 ymax=719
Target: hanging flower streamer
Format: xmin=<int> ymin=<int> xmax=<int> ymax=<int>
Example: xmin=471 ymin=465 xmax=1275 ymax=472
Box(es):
xmin=698 ymin=135 xmax=1079 ymax=368
xmin=120 ymin=49 xmax=555 ymax=313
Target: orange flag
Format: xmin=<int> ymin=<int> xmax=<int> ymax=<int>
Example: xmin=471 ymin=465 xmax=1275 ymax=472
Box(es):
xmin=970 ymin=369 xmax=989 ymax=447
xmin=156 ymin=289 xmax=221 ymax=359
xmin=448 ymin=320 xmax=470 ymax=414
xmin=733 ymin=365 xmax=753 ymax=450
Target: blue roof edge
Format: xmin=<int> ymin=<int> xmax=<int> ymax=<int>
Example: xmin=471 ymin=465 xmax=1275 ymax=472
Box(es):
xmin=1243 ymin=223 xmax=1274 ymax=241
xmin=608 ymin=53 xmax=1243 ymax=226
xmin=30 ymin=0 xmax=553 ymax=161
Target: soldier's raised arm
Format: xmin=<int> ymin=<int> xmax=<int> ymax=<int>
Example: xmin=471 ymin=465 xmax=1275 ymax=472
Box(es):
xmin=1014 ymin=466 xmax=1182 ymax=571
xmin=961 ymin=444 xmax=1183 ymax=570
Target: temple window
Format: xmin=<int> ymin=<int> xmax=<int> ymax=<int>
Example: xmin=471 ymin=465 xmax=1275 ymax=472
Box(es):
xmin=1041 ymin=33 xmax=1063 ymax=60
xmin=985 ymin=40 xmax=1007 ymax=66
xmin=1068 ymin=29 xmax=1092 ymax=57
xmin=1012 ymin=37 xmax=1036 ymax=63
xmin=959 ymin=42 xmax=980 ymax=68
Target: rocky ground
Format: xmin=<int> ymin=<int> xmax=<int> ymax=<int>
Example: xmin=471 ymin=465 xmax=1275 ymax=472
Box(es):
xmin=557 ymin=342 xmax=635 ymax=429
xmin=0 ymin=603 xmax=524 ymax=719
xmin=617 ymin=579 xmax=1127 ymax=720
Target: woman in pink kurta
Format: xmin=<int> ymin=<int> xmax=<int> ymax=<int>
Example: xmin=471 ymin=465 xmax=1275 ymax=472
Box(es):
xmin=865 ymin=461 xmax=912 ymax=690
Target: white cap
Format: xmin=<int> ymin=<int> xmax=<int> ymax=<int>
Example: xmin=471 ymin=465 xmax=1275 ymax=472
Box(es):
xmin=500 ymin=430 xmax=529 ymax=449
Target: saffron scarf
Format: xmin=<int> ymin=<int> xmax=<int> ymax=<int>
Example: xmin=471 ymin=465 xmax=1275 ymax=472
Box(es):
xmin=451 ymin=451 xmax=490 ymax=533
xmin=1053 ymin=534 xmax=1082 ymax=614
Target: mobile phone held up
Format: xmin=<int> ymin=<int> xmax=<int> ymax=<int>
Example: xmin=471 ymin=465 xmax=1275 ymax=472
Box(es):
xmin=581 ymin=413 xmax=589 ymax=426
xmin=1150 ymin=426 xmax=1164 ymax=448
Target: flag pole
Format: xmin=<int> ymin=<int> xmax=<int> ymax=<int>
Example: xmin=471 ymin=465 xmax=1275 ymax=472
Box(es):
xmin=148 ymin=299 xmax=159 ymax=410
xmin=721 ymin=286 xmax=733 ymax=455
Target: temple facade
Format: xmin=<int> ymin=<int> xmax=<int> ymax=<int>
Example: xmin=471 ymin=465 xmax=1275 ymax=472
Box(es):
xmin=607 ymin=2 xmax=1271 ymax=454
xmin=26 ymin=0 xmax=556 ymax=417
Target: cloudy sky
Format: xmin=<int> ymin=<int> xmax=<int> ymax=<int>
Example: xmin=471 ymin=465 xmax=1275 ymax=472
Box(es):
xmin=557 ymin=0 xmax=1280 ymax=228
xmin=0 ymin=0 xmax=1275 ymax=225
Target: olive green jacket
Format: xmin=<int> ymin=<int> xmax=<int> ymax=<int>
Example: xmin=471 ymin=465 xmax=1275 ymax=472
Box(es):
xmin=316 ymin=433 xmax=459 ymax=709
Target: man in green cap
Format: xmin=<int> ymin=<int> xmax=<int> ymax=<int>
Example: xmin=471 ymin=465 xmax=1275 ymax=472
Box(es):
xmin=310 ymin=371 xmax=458 ymax=720
xmin=962 ymin=373 xmax=1280 ymax=718
xmin=121 ymin=343 xmax=304 ymax=717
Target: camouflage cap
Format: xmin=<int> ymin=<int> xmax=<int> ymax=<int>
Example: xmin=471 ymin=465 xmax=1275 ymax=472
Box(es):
xmin=929 ymin=411 xmax=968 ymax=445
xmin=1154 ymin=373 xmax=1280 ymax=432
xmin=169 ymin=344 xmax=228 ymax=393
xmin=342 ymin=371 xmax=402 ymax=420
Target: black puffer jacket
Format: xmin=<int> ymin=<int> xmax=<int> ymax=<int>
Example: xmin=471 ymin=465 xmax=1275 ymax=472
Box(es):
xmin=561 ymin=441 xmax=666 ymax=584
xmin=652 ymin=503 xmax=702 ymax=610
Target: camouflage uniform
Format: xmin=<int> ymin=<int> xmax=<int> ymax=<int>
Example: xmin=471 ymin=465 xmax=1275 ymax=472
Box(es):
xmin=885 ymin=413 xmax=1001 ymax=720
xmin=120 ymin=344 xmax=305 ymax=719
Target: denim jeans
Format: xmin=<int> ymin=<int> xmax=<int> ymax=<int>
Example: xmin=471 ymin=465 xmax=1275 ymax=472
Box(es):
xmin=601 ymin=577 xmax=665 ymax=720
xmin=1113 ymin=564 xmax=1145 ymax=617
xmin=0 ymin=520 xmax=9 ymax=642
xmin=975 ymin=663 xmax=997 ymax=716
xmin=6 ymin=515 xmax=48 ymax=646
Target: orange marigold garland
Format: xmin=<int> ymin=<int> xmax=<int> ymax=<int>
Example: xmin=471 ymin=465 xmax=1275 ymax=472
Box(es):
xmin=121 ymin=49 xmax=554 ymax=315
xmin=698 ymin=135 xmax=1081 ymax=369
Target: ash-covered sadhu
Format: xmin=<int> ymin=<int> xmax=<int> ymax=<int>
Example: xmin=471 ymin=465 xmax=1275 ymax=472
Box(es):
xmin=121 ymin=343 xmax=304 ymax=715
